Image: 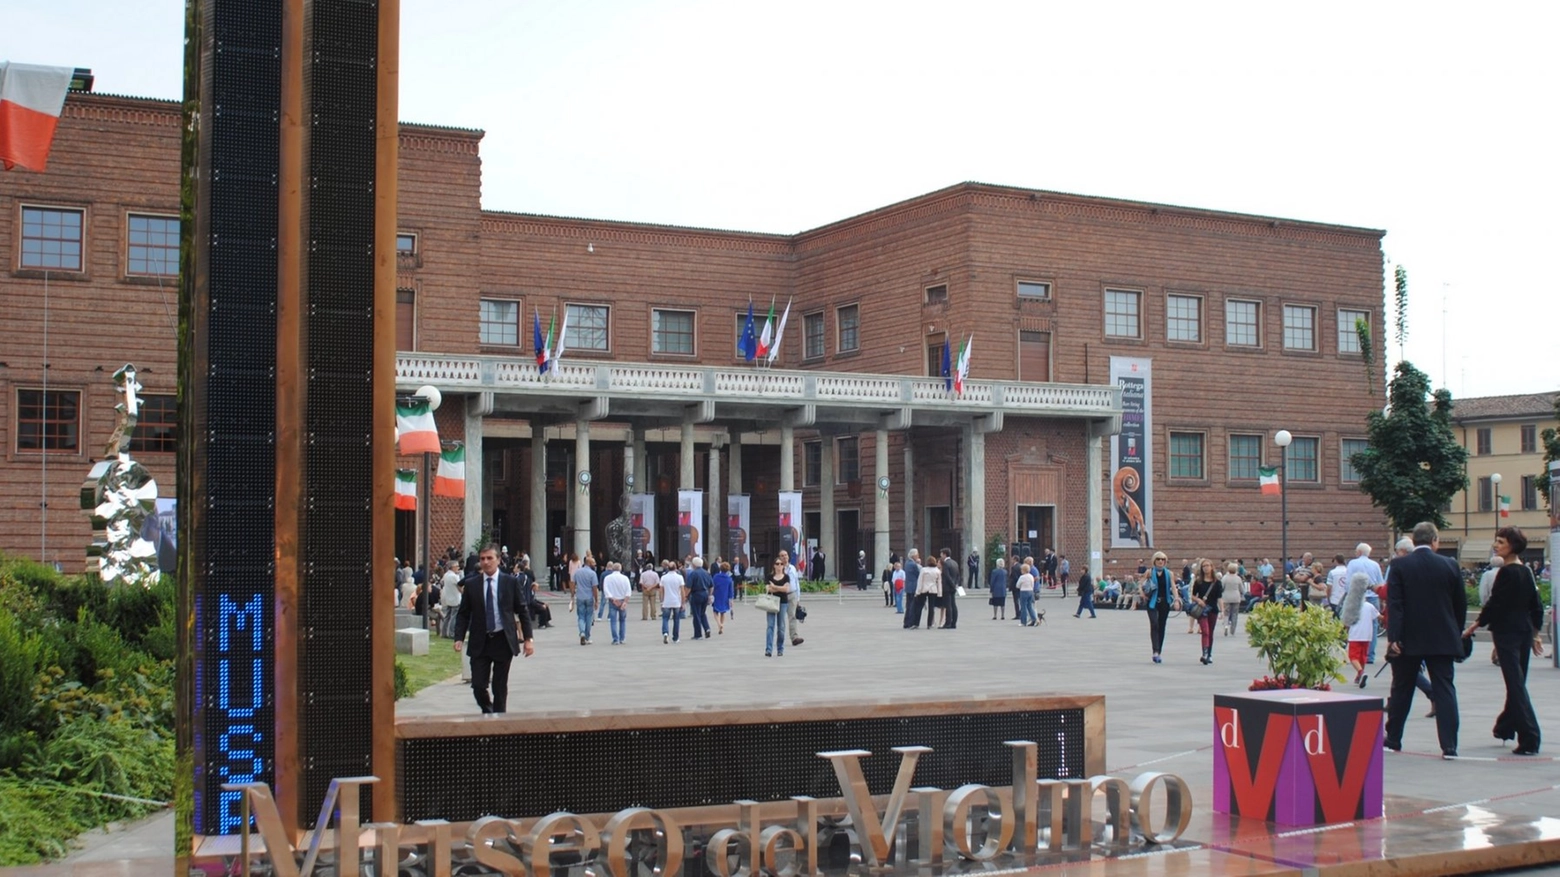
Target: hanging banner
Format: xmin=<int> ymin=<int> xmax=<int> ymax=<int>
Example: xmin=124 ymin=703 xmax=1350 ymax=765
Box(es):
xmin=1109 ymin=356 xmax=1153 ymax=549
xmin=630 ymin=493 xmax=656 ymax=560
xmin=778 ymin=490 xmax=803 ymax=570
xmin=727 ymin=494 xmax=751 ymax=569
xmin=677 ymin=489 xmax=704 ymax=559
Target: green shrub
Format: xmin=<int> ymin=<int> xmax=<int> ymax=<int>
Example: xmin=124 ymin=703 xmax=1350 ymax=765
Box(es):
xmin=0 ymin=775 xmax=89 ymax=864
xmin=1245 ymin=602 xmax=1348 ymax=690
xmin=0 ymin=611 xmax=43 ymax=738
xmin=394 ymin=660 xmax=412 ymax=700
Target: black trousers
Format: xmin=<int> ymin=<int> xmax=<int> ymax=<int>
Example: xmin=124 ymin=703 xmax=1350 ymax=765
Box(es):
xmin=905 ymin=592 xmax=930 ymax=628
xmin=468 ymin=635 xmax=516 ymax=713
xmin=1385 ymin=654 xmax=1458 ymax=754
xmin=943 ymin=589 xmax=959 ymax=628
xmin=1147 ymin=602 xmax=1170 ymax=655
xmin=1492 ymin=630 xmax=1540 ymax=750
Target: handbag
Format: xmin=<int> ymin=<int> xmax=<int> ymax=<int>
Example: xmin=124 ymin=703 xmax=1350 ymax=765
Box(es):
xmin=795 ymin=604 xmax=807 ymax=622
xmin=1186 ymin=602 xmax=1205 ymax=619
xmin=755 ymin=593 xmax=781 ymax=614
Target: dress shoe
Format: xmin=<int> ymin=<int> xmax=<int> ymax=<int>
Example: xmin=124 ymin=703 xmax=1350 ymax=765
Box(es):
xmin=1442 ymin=750 xmax=1458 ymax=760
xmin=1383 ymin=741 xmax=1402 ymax=752
xmin=1512 ymin=747 xmax=1540 ymax=756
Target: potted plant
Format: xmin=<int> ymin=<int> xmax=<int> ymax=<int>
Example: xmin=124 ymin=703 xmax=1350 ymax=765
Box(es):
xmin=1244 ymin=601 xmax=1347 ymax=691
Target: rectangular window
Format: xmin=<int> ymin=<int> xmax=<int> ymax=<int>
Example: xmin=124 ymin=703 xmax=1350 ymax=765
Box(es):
xmin=396 ymin=233 xmax=417 ymax=254
xmin=837 ymin=304 xmax=860 ymax=353
xmin=1016 ymin=280 xmax=1051 ymax=300
xmin=129 ymin=394 xmax=177 ymax=453
xmin=1340 ymin=438 xmax=1368 ymax=483
xmin=652 ymin=308 xmax=695 ymax=355
xmin=21 ymin=206 xmax=84 ymax=271
xmin=1477 ymin=476 xmax=1493 ymax=512
xmin=1286 ymin=436 xmax=1319 ymax=482
xmin=1338 ymin=308 xmax=1369 ymax=355
xmin=565 ymin=303 xmax=610 ymax=352
xmin=1226 ymin=299 xmax=1261 ymax=347
xmin=1520 ymin=424 xmax=1537 ymax=454
xmin=1018 ymin=330 xmax=1050 ymax=382
xmin=1522 ymin=475 xmax=1538 ymax=511
xmin=836 ymin=436 xmax=859 ymax=484
xmin=803 ymin=441 xmax=822 ymax=487
xmin=1168 ymin=432 xmax=1204 ymax=479
xmin=127 ymin=214 xmax=179 ymax=277
xmin=396 ymin=288 xmax=416 ymax=351
xmin=1475 ymin=428 xmax=1491 ymax=456
xmin=927 ymin=339 xmax=947 ymax=377
xmin=479 ymin=299 xmax=520 ymax=346
xmin=1228 ymin=434 xmax=1262 ymax=481
xmin=16 ymin=389 xmax=80 ymax=452
xmin=1283 ymin=304 xmax=1316 ymax=351
xmin=1166 ymin=294 xmax=1202 ymax=343
xmin=1103 ymin=289 xmax=1141 ymax=338
xmin=803 ymin=312 xmax=825 ymax=359
xmin=925 ymin=283 xmax=948 ymax=305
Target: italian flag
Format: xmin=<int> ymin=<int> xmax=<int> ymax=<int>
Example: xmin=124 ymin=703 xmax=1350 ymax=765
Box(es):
xmin=1259 ymin=466 xmax=1280 ymax=495
xmin=954 ymin=334 xmax=972 ymax=396
xmin=396 ymin=397 xmax=440 ymax=454
xmin=1499 ymin=495 xmax=1510 ymax=518
xmin=434 ymin=445 xmax=466 ymax=498
xmin=534 ymin=310 xmax=552 ymax=373
xmin=1 ymin=63 xmax=74 ymax=172
xmin=755 ymin=298 xmax=777 ymax=359
xmin=765 ymin=298 xmax=791 ymax=365
xmin=395 ymin=469 xmax=418 ymax=510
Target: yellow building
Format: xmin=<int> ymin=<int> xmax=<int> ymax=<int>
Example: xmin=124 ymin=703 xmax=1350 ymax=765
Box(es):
xmin=1446 ymin=392 xmax=1557 ymax=566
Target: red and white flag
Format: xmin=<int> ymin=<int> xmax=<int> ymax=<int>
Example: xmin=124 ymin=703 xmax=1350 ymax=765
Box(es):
xmin=0 ymin=63 xmax=74 ymax=172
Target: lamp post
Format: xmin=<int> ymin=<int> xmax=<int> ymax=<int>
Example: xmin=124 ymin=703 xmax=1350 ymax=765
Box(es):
xmin=1490 ymin=472 xmax=1502 ymax=538
xmin=415 ymin=385 xmax=442 ymax=631
xmin=1275 ymin=430 xmax=1292 ymax=586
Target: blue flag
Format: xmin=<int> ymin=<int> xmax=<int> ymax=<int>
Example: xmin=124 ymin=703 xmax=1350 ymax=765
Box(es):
xmin=739 ymin=301 xmax=758 ymax=361
xmin=942 ymin=340 xmax=952 ymax=392
xmin=533 ymin=310 xmax=551 ymax=373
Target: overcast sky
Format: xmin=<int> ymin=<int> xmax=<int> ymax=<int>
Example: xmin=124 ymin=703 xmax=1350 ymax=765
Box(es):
xmin=8 ymin=1 xmax=1556 ymax=401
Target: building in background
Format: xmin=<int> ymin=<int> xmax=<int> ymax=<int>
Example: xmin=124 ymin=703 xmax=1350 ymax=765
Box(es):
xmin=1 ymin=91 xmax=1391 ymax=578
xmin=1446 ymin=392 xmax=1557 ymax=566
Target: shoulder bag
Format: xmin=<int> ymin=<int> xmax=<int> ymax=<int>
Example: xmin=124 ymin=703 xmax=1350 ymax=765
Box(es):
xmin=755 ymin=593 xmax=781 ymax=614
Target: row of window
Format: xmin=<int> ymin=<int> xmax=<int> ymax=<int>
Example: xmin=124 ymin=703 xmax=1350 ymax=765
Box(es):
xmin=16 ymin=206 xmax=180 ymax=276
xmin=1165 ymin=432 xmax=1369 ymax=485
xmin=1473 ymin=424 xmax=1540 ymax=456
xmin=1474 ymin=475 xmax=1542 ymax=512
xmin=1105 ymin=288 xmax=1370 ymax=355
xmin=12 ymin=389 xmax=175 ymax=454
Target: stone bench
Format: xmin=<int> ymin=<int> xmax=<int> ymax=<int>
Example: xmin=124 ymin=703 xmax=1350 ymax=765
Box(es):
xmin=395 ymin=626 xmax=429 ymax=656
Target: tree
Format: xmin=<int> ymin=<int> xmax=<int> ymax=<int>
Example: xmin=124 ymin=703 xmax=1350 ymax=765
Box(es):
xmin=1350 ymin=361 xmax=1468 ymax=534
xmin=1538 ymin=395 xmax=1560 ymax=508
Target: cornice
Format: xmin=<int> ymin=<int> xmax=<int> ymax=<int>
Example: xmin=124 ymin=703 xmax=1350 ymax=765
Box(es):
xmin=481 ymin=212 xmax=794 ymax=256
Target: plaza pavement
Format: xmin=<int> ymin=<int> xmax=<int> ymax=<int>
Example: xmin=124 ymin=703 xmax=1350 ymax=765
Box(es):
xmin=10 ymin=588 xmax=1558 ymax=877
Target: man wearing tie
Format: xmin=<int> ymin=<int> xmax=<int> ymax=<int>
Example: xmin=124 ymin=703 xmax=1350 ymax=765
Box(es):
xmin=454 ymin=545 xmax=536 ymax=713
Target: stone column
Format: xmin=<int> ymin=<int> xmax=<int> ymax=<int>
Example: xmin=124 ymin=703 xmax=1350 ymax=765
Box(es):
xmin=631 ymin=425 xmax=647 ymax=495
xmin=780 ymin=422 xmax=795 ymax=492
xmin=903 ymin=441 xmax=916 ymax=554
xmin=874 ymin=428 xmax=890 ymax=571
xmin=574 ymin=418 xmax=591 ymax=558
xmin=965 ymin=420 xmax=986 ymax=572
xmin=1087 ymin=423 xmax=1105 ymax=579
xmin=530 ymin=426 xmax=546 ymax=564
xmin=728 ymin=431 xmax=743 ymax=494
xmin=819 ymin=436 xmax=835 ymax=577
xmin=462 ymin=396 xmax=486 ymax=554
xmin=680 ymin=417 xmax=696 ymax=489
xmin=707 ymin=435 xmax=722 ymax=560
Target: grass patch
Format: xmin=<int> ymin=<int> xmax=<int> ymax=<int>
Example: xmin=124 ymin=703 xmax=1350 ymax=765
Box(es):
xmin=396 ymin=642 xmax=465 ymax=697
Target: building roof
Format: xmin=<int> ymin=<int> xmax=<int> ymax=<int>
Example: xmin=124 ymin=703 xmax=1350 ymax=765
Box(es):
xmin=1451 ymin=392 xmax=1559 ymax=423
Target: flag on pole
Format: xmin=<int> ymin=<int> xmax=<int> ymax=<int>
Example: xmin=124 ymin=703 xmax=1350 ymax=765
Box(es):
xmin=941 ymin=340 xmax=952 ymax=393
xmin=953 ymin=334 xmax=972 ymax=396
xmin=766 ymin=298 xmax=792 ymax=365
xmin=395 ymin=469 xmax=418 ymax=510
xmin=0 ymin=63 xmax=74 ymax=172
xmin=534 ymin=310 xmax=551 ymax=373
xmin=552 ymin=307 xmax=570 ymax=368
xmin=396 ymin=397 xmax=440 ymax=454
xmin=755 ymin=297 xmax=777 ymax=359
xmin=739 ymin=300 xmax=757 ymax=361
xmin=434 ymin=445 xmax=466 ymax=498
xmin=1259 ymin=466 xmax=1280 ymax=495
xmin=1498 ymin=494 xmax=1510 ymax=518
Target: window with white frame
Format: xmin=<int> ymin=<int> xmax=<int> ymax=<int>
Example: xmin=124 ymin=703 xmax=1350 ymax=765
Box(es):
xmin=1226 ymin=299 xmax=1261 ymax=347
xmin=1228 ymin=434 xmax=1262 ymax=480
xmin=652 ymin=308 xmax=695 ymax=355
xmin=127 ymin=214 xmax=179 ymax=277
xmin=565 ymin=303 xmax=610 ymax=351
xmin=837 ymin=304 xmax=860 ymax=353
xmin=1283 ymin=304 xmax=1316 ymax=351
xmin=803 ymin=312 xmax=825 ymax=359
xmin=21 ymin=206 xmax=84 ymax=271
xmin=1103 ymin=288 xmax=1141 ymax=338
xmin=1286 ymin=436 xmax=1319 ymax=482
xmin=1340 ymin=438 xmax=1368 ymax=483
xmin=1169 ymin=432 xmax=1205 ymax=479
xmin=479 ymin=299 xmax=520 ymax=346
xmin=1016 ymin=280 xmax=1051 ymax=300
xmin=1338 ymin=308 xmax=1369 ymax=355
xmin=925 ymin=283 xmax=948 ymax=305
xmin=1166 ymin=294 xmax=1202 ymax=343
xmin=396 ymin=233 xmax=417 ymax=254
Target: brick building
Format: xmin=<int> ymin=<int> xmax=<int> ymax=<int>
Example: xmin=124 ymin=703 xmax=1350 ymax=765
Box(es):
xmin=1 ymin=91 xmax=1390 ymax=578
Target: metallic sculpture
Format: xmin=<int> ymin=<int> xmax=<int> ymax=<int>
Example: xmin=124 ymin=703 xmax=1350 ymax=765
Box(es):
xmin=80 ymin=364 xmax=160 ymax=586
xmin=605 ymin=487 xmax=632 ymax=566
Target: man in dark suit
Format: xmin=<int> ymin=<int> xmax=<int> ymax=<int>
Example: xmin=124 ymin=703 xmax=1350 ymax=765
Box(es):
xmin=454 ymin=545 xmax=536 ymax=713
xmin=1384 ymin=522 xmax=1466 ymax=758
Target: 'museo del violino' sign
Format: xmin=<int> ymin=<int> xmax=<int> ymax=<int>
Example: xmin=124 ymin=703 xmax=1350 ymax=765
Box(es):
xmin=224 ymin=743 xmax=1192 ymax=877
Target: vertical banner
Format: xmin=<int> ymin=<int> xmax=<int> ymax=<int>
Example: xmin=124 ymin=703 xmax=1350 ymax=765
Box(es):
xmin=778 ymin=490 xmax=803 ymax=569
xmin=629 ymin=493 xmax=656 ymax=559
xmin=1550 ymin=462 xmax=1559 ymax=668
xmin=678 ymin=489 xmax=704 ymax=559
xmin=1109 ymin=356 xmax=1153 ymax=549
xmin=727 ymin=494 xmax=751 ymax=568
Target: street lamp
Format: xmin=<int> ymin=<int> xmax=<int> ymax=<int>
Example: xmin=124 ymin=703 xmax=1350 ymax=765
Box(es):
xmin=1275 ymin=430 xmax=1292 ymax=585
xmin=1490 ymin=472 xmax=1502 ymax=537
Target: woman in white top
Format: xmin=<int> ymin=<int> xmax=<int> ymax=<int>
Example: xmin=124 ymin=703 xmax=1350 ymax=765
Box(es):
xmin=915 ymin=562 xmax=942 ymax=630
xmin=1220 ymin=562 xmax=1245 ymax=636
xmin=1016 ymin=563 xmax=1037 ymax=626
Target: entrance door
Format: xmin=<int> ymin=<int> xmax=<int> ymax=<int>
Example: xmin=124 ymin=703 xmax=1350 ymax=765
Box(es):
xmin=1015 ymin=505 xmax=1054 ymax=557
xmin=837 ymin=510 xmax=860 ymax=584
